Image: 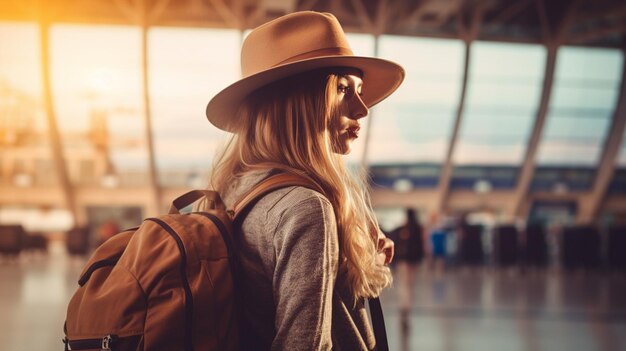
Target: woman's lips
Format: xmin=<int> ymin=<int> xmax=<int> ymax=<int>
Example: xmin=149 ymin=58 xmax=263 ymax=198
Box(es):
xmin=346 ymin=125 xmax=360 ymax=138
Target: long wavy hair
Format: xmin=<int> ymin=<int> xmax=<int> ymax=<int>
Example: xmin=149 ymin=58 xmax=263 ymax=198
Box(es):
xmin=206 ymin=69 xmax=392 ymax=299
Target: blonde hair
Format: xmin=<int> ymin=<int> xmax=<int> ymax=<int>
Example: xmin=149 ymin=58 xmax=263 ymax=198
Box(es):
xmin=207 ymin=69 xmax=392 ymax=299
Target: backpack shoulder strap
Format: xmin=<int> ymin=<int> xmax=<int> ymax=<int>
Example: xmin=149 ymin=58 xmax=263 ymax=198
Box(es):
xmin=169 ymin=190 xmax=225 ymax=214
xmin=232 ymin=172 xmax=324 ymax=221
xmin=368 ymin=297 xmax=389 ymax=351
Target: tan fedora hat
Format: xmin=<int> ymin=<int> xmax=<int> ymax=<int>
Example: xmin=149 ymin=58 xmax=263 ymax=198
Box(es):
xmin=206 ymin=11 xmax=405 ymax=132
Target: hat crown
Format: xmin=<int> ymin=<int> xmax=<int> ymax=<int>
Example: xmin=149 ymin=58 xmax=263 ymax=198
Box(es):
xmin=241 ymin=12 xmax=354 ymax=78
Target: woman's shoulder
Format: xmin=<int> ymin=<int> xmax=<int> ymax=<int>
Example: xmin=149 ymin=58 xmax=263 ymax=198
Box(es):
xmin=257 ymin=184 xmax=333 ymax=222
xmin=245 ymin=185 xmax=337 ymax=245
xmin=224 ymin=169 xmax=333 ymax=225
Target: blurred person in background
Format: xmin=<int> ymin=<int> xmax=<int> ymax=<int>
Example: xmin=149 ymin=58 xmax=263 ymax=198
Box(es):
xmin=428 ymin=212 xmax=448 ymax=275
xmin=392 ymin=208 xmax=424 ymax=329
xmin=96 ymin=218 xmax=120 ymax=247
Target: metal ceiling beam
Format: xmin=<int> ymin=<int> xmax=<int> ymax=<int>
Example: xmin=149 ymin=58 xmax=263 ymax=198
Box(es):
xmin=114 ymin=0 xmax=140 ymax=22
xmin=467 ymin=1 xmax=487 ymax=40
xmin=350 ymin=0 xmax=375 ymax=30
xmin=346 ymin=0 xmax=392 ymax=35
xmin=509 ymin=44 xmax=557 ymax=219
xmin=2 ymin=0 xmax=625 ymax=47
xmin=510 ymin=0 xmax=580 ymax=219
xmin=426 ymin=0 xmax=463 ymax=28
xmin=578 ymin=56 xmax=626 ymax=223
xmin=246 ymin=1 xmax=266 ymax=27
xmin=138 ymin=0 xmax=162 ymax=215
xmin=574 ymin=2 xmax=626 ymax=22
xmin=490 ymin=0 xmax=532 ymax=26
xmin=403 ymin=0 xmax=434 ymax=26
xmin=534 ymin=0 xmax=552 ymax=42
xmin=374 ymin=0 xmax=390 ymax=35
xmin=148 ymin=0 xmax=172 ymax=23
xmin=554 ymin=0 xmax=581 ymax=45
xmin=434 ymin=40 xmax=469 ymax=215
xmin=435 ymin=1 xmax=486 ymax=214
xmin=570 ymin=23 xmax=626 ymax=45
xmin=38 ymin=2 xmax=78 ymax=223
xmin=299 ymin=0 xmax=320 ymax=11
xmin=207 ymin=0 xmax=244 ymax=29
xmin=328 ymin=0 xmax=345 ymax=19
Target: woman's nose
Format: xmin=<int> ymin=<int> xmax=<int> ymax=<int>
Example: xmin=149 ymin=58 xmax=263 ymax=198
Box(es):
xmin=350 ymin=93 xmax=369 ymax=120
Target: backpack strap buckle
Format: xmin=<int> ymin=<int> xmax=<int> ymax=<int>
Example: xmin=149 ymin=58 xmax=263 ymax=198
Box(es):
xmin=101 ymin=334 xmax=116 ymax=351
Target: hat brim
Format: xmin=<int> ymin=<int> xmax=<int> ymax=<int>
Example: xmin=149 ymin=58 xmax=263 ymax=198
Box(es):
xmin=205 ymin=55 xmax=405 ymax=132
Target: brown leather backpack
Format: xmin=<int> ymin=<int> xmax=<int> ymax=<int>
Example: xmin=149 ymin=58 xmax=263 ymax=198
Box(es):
xmin=63 ymin=172 xmax=322 ymax=351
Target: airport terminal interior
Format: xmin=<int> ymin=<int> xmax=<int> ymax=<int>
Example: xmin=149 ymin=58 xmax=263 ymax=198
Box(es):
xmin=1 ymin=0 xmax=626 ymax=350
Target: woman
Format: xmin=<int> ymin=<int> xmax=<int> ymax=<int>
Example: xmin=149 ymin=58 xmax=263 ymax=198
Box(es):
xmin=202 ymin=11 xmax=404 ymax=350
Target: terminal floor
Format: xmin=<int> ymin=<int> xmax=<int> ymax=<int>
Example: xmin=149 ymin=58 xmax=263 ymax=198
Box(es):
xmin=1 ymin=243 xmax=625 ymax=351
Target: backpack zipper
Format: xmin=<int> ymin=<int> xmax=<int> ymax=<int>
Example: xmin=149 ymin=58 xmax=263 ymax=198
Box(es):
xmin=78 ymin=255 xmax=122 ymax=286
xmin=146 ymin=218 xmax=194 ymax=351
xmin=77 ymin=227 xmax=139 ymax=287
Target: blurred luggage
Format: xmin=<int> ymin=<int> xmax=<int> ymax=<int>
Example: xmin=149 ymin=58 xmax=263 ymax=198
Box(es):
xmin=580 ymin=226 xmax=601 ymax=269
xmin=460 ymin=224 xmax=484 ymax=265
xmin=525 ymin=223 xmax=548 ymax=267
xmin=66 ymin=226 xmax=90 ymax=255
xmin=561 ymin=226 xmax=580 ymax=269
xmin=24 ymin=233 xmax=48 ymax=253
xmin=562 ymin=226 xmax=600 ymax=269
xmin=0 ymin=225 xmax=25 ymax=257
xmin=493 ymin=225 xmax=518 ymax=267
xmin=607 ymin=226 xmax=626 ymax=270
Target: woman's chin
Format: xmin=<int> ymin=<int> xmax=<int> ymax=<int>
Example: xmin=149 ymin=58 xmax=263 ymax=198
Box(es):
xmin=339 ymin=142 xmax=353 ymax=155
xmin=331 ymin=135 xmax=355 ymax=155
xmin=332 ymin=143 xmax=351 ymax=155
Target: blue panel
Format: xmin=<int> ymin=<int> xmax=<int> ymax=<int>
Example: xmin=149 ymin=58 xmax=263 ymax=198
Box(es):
xmin=528 ymin=200 xmax=577 ymax=226
xmin=369 ymin=163 xmax=441 ymax=190
xmin=530 ymin=167 xmax=596 ymax=192
xmin=450 ymin=165 xmax=519 ymax=189
xmin=608 ymin=168 xmax=626 ymax=193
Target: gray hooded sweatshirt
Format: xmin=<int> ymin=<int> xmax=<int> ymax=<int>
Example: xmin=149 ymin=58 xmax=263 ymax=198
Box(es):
xmin=221 ymin=169 xmax=376 ymax=351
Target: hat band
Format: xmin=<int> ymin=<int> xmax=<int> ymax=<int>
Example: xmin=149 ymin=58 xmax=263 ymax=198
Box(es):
xmin=273 ymin=46 xmax=354 ymax=68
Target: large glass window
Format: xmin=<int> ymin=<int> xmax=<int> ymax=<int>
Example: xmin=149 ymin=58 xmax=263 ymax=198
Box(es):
xmin=0 ymin=23 xmax=42 ymax=97
xmin=149 ymin=27 xmax=240 ymax=187
xmin=454 ymin=42 xmax=546 ymax=165
xmin=536 ymin=47 xmax=624 ymax=166
xmin=0 ymin=22 xmax=56 ymax=187
xmin=0 ymin=22 xmax=57 ymax=187
xmin=50 ymin=24 xmax=147 ymax=188
xmin=369 ymin=36 xmax=464 ymax=164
